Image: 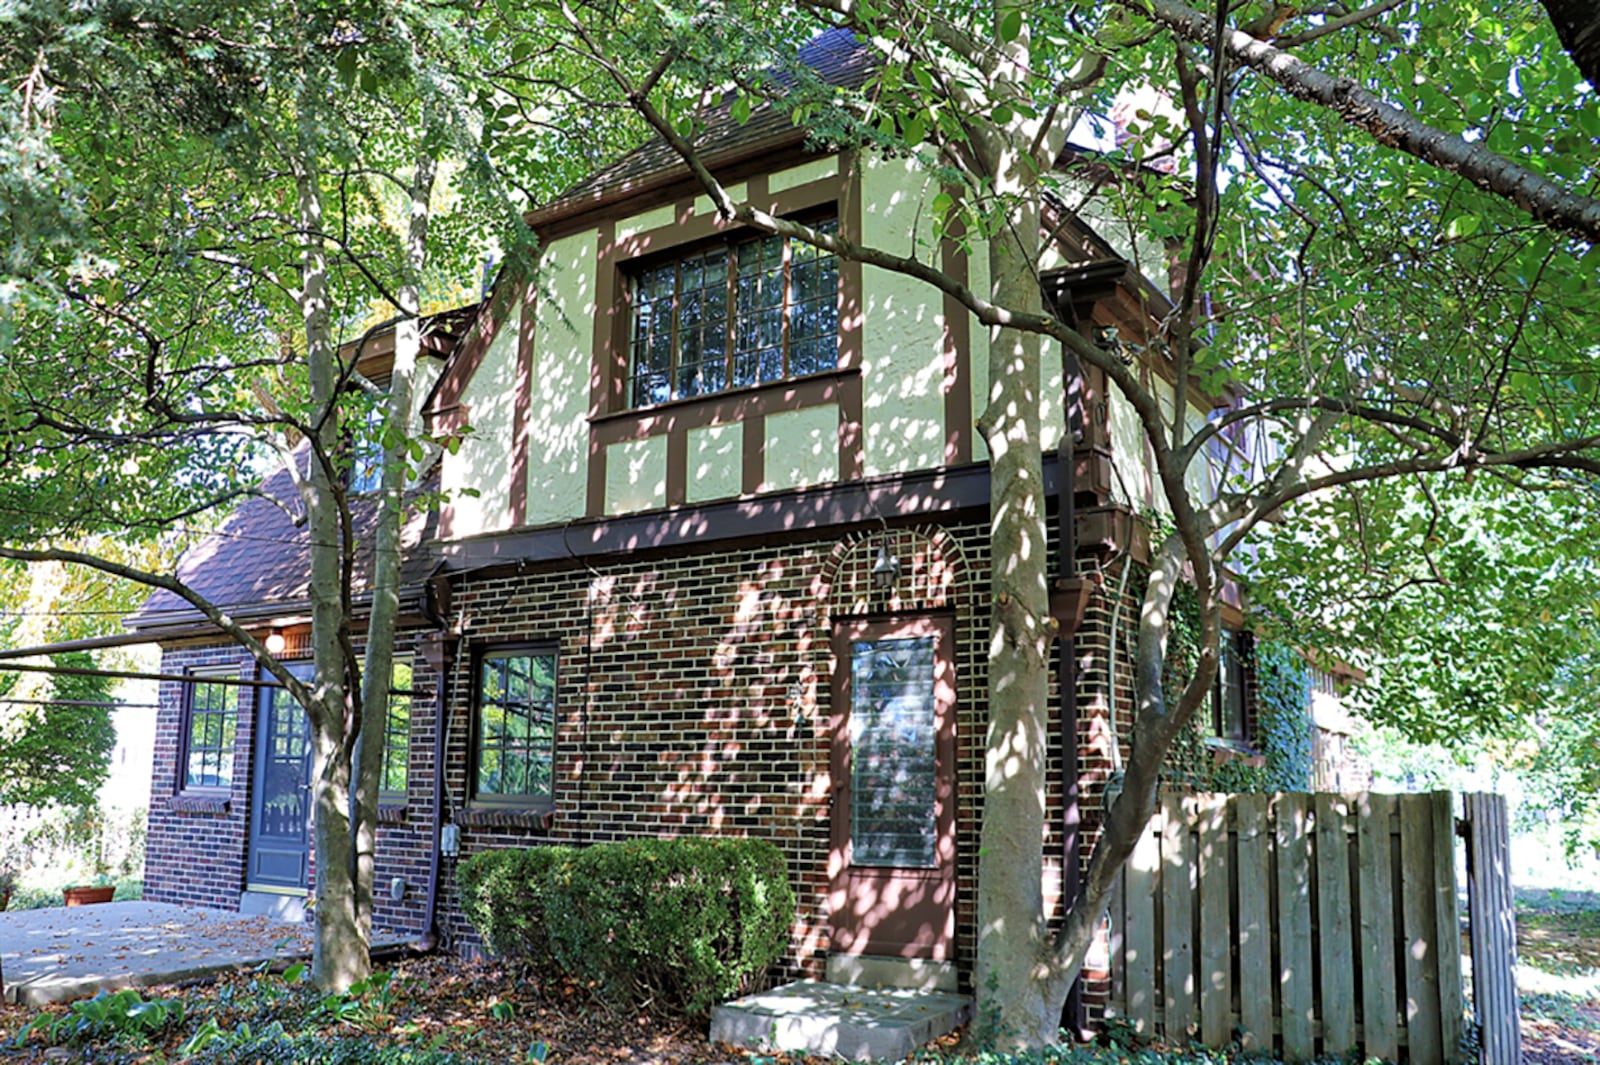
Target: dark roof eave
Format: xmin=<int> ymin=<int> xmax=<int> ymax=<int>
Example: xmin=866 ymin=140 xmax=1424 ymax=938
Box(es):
xmin=523 ymin=126 xmax=813 ymax=236
xmin=124 ymin=585 xmax=432 ymax=635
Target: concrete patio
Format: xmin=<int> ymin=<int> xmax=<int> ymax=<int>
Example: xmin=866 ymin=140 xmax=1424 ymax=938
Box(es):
xmin=0 ymin=901 xmax=407 ymax=1006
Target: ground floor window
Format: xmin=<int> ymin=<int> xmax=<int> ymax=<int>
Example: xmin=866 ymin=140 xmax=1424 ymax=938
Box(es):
xmin=380 ymin=657 xmax=413 ymax=797
xmin=473 ymin=646 xmax=557 ymax=805
xmin=182 ymin=671 xmax=238 ymax=790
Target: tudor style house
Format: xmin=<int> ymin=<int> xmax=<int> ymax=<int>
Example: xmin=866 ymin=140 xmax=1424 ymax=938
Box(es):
xmin=127 ymin=29 xmax=1271 ymax=1021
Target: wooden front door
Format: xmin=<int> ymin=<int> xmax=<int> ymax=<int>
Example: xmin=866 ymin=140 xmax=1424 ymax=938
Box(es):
xmin=247 ymin=663 xmax=313 ymax=889
xmin=828 ymin=614 xmax=957 ymax=959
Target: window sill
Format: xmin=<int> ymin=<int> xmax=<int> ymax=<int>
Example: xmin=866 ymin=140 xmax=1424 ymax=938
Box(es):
xmin=459 ymin=806 xmax=557 ymax=830
xmin=590 ymin=366 xmax=858 ymax=427
xmin=378 ymin=802 xmax=409 ymax=825
xmin=1204 ymin=736 xmax=1264 ymax=767
xmin=171 ymin=793 xmax=231 ymax=815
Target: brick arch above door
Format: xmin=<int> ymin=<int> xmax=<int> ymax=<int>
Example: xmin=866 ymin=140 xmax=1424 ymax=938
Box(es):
xmin=812 ymin=524 xmax=973 ymax=624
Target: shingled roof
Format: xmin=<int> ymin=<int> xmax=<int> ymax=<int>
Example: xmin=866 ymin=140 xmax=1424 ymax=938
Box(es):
xmin=528 ymin=27 xmax=877 ymax=226
xmin=125 ymin=460 xmax=440 ymax=635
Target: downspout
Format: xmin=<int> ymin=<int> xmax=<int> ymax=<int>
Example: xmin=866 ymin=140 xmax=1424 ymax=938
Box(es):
xmin=1057 ymin=342 xmax=1092 ymax=1041
xmin=413 ymin=576 xmax=457 ymax=953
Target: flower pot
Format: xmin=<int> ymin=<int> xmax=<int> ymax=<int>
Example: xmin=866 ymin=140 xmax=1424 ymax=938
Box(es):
xmin=62 ymin=885 xmax=115 ymax=907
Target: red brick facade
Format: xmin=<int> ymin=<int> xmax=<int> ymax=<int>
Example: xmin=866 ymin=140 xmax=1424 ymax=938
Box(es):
xmin=144 ymin=632 xmax=440 ymax=937
xmin=142 ymin=508 xmax=1153 ymax=1018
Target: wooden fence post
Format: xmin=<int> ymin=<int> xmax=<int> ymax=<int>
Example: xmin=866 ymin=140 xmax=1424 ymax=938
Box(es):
xmin=1463 ymin=792 xmax=1521 ymax=1065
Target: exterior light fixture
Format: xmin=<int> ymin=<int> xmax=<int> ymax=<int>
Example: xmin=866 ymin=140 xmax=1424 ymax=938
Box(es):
xmin=1094 ymin=324 xmax=1132 ymax=366
xmin=265 ymin=629 xmax=287 ymax=655
xmin=871 ymin=541 xmax=902 ymax=590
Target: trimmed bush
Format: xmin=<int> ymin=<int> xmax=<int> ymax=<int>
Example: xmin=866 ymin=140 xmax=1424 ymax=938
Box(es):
xmin=456 ymin=837 xmax=794 ymax=1017
xmin=456 ymin=844 xmax=576 ymax=970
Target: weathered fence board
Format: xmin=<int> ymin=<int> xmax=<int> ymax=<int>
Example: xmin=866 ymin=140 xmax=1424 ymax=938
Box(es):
xmin=1316 ymin=793 xmax=1358 ymax=1052
xmin=1275 ymin=793 xmax=1316 ymax=1059
xmin=1162 ymin=791 xmax=1197 ymax=1040
xmin=1198 ymin=795 xmax=1232 ymax=1046
xmin=1358 ymin=792 xmax=1399 ymax=1061
xmin=1400 ymin=794 xmax=1443 ymax=1065
xmin=1236 ymin=795 xmax=1273 ymax=1051
xmin=1109 ymin=790 xmax=1468 ymax=1065
xmin=1125 ymin=810 xmax=1159 ymax=1034
xmin=1464 ymin=792 xmax=1521 ymax=1065
xmin=1430 ymin=791 xmax=1465 ymax=1058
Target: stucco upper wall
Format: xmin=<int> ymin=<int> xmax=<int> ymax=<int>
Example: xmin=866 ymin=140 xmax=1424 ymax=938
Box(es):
xmin=1105 ymin=373 xmax=1220 ymax=519
xmin=441 ymin=303 xmax=521 ymax=538
xmin=435 ymin=149 xmax=1163 ymax=542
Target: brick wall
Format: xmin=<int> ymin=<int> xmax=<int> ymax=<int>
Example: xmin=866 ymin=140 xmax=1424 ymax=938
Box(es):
xmin=142 ymin=516 xmax=1149 ymax=1018
xmin=432 ymin=517 xmax=1136 ymax=1004
xmin=144 ymin=633 xmax=439 ymax=935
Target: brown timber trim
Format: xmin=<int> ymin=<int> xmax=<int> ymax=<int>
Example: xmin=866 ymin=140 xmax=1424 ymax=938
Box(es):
xmin=838 ymin=152 xmax=864 ymax=375
xmin=592 ymin=220 xmax=623 ymax=421
xmin=743 ymin=417 xmax=765 ymax=494
xmin=526 ymin=134 xmax=819 ymax=244
xmin=665 ymin=426 xmax=689 ymax=506
xmin=591 ymin=369 xmax=859 ymax=446
xmin=442 ymin=451 xmax=1098 ymax=572
xmin=940 ymin=204 xmax=972 ymax=466
xmin=510 ymin=280 xmax=536 ymax=527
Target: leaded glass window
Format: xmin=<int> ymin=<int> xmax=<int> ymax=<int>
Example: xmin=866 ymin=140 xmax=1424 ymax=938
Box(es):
xmin=849 ymin=635 xmax=938 ymax=868
xmin=628 ymin=218 xmax=839 ymax=407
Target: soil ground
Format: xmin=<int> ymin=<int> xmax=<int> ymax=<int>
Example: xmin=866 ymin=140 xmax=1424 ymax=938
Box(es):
xmin=1519 ymin=888 xmax=1600 ymax=1065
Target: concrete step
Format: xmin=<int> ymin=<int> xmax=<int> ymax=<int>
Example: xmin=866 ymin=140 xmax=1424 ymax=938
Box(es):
xmin=710 ymin=980 xmax=972 ymax=1061
xmin=238 ymin=890 xmax=306 ymax=924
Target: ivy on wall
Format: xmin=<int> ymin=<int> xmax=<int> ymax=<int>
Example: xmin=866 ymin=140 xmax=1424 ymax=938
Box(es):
xmin=1157 ymin=581 xmax=1315 ymax=794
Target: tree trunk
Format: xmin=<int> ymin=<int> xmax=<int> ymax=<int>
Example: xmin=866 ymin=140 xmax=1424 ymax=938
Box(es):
xmin=971 ymin=139 xmax=1058 ymax=1047
xmin=293 ymin=110 xmax=368 ymax=992
xmin=354 ymin=152 xmax=436 ymax=949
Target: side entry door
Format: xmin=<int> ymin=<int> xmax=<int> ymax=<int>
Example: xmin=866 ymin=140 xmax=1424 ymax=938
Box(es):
xmin=828 ymin=614 xmax=957 ymax=959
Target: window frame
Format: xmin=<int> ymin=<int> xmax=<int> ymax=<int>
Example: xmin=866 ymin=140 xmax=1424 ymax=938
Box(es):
xmin=469 ymin=642 xmax=559 ymax=810
xmin=179 ymin=667 xmax=241 ymax=794
xmin=378 ymin=656 xmax=414 ymax=801
xmin=623 ymin=212 xmax=841 ymax=410
xmin=1211 ymin=629 xmax=1250 ymax=744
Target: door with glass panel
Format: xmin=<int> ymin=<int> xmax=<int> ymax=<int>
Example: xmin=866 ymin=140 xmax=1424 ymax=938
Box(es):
xmin=828 ymin=615 xmax=957 ymax=959
xmin=247 ymin=662 xmax=313 ymax=889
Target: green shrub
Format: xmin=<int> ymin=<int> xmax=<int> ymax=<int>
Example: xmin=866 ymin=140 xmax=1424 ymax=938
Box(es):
xmin=457 ymin=837 xmax=794 ymax=1017
xmin=456 ymin=844 xmax=576 ymax=969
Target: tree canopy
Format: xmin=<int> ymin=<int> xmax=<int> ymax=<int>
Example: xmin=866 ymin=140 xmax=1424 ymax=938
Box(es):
xmin=2 ymin=0 xmax=1597 ymax=1031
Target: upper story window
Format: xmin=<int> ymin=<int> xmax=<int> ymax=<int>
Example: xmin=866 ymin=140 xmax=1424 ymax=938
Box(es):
xmin=183 ymin=671 xmax=238 ymax=791
xmin=628 ymin=218 xmax=839 ymax=408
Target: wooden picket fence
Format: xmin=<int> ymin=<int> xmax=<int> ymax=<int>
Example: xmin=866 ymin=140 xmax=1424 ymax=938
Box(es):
xmin=1107 ymin=791 xmax=1467 ymax=1064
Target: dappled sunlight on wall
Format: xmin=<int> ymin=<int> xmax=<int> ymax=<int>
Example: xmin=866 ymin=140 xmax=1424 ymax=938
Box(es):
xmin=764 ymin=406 xmax=839 ymax=491
xmin=445 ymin=304 xmax=522 ymax=536
xmin=526 ymin=234 xmax=596 ymax=527
xmin=861 ymin=155 xmax=948 ymax=475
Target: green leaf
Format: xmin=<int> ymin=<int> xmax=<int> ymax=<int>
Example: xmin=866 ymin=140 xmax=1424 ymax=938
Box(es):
xmin=998 ymin=8 xmax=1023 ymax=43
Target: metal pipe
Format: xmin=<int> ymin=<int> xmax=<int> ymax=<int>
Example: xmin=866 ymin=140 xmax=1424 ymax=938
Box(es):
xmin=0 ymin=661 xmax=292 ymax=689
xmin=0 ymin=630 xmax=164 ymax=660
